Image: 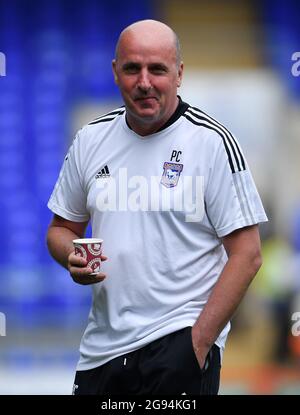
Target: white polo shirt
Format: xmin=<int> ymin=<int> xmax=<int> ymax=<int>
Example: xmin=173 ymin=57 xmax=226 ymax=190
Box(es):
xmin=48 ymin=99 xmax=268 ymax=370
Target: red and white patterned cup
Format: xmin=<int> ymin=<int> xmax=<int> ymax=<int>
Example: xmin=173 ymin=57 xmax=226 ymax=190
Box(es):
xmin=73 ymin=238 xmax=103 ymax=275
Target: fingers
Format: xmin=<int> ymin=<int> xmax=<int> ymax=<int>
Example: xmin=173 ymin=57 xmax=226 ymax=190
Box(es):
xmin=68 ymin=251 xmax=107 ymax=285
xmin=69 ymin=251 xmax=88 ymax=267
xmin=69 ymin=252 xmax=108 ymax=265
xmin=72 ymin=271 xmax=107 ymax=285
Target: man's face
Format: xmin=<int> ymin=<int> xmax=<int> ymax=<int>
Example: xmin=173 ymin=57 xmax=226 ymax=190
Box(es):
xmin=112 ymin=31 xmax=183 ymax=134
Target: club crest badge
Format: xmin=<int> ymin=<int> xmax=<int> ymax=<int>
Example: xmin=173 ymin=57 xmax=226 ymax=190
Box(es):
xmin=161 ymin=162 xmax=183 ymax=188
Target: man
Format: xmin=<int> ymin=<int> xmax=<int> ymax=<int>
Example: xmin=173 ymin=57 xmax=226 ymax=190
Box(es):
xmin=47 ymin=19 xmax=267 ymax=395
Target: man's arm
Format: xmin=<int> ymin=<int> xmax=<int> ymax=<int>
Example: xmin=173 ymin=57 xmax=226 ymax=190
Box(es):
xmin=192 ymin=224 xmax=263 ymax=368
xmin=46 ymin=214 xmax=107 ymax=285
xmin=47 ymin=214 xmax=88 ymax=268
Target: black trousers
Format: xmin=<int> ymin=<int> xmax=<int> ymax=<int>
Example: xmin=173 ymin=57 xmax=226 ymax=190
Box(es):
xmin=73 ymin=327 xmax=221 ymax=395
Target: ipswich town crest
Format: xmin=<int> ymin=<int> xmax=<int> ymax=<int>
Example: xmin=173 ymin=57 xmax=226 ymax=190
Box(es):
xmin=161 ymin=162 xmax=183 ymax=188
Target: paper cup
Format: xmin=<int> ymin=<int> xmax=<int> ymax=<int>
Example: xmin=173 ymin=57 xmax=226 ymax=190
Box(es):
xmin=73 ymin=238 xmax=103 ymax=275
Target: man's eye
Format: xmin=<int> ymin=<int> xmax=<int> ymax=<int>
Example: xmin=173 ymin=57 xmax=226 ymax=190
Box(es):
xmin=124 ymin=66 xmax=139 ymax=73
xmin=151 ymin=67 xmax=167 ymax=74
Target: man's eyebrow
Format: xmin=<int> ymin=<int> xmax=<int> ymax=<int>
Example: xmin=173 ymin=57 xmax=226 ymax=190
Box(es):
xmin=121 ymin=62 xmax=169 ymax=71
xmin=122 ymin=62 xmax=141 ymax=70
xmin=148 ymin=63 xmax=168 ymax=70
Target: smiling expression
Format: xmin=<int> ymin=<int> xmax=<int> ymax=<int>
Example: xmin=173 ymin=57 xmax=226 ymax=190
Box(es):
xmin=112 ymin=21 xmax=183 ymax=136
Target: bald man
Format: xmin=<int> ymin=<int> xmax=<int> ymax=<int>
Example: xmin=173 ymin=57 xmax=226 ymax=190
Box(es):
xmin=47 ymin=19 xmax=267 ymax=395
xmin=112 ymin=20 xmax=183 ymax=136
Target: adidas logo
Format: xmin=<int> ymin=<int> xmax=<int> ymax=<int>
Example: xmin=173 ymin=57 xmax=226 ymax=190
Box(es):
xmin=95 ymin=165 xmax=110 ymax=179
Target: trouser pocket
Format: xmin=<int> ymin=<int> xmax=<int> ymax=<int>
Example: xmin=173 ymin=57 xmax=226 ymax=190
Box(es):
xmin=186 ymin=327 xmax=221 ymax=394
xmin=187 ymin=326 xmax=211 ymax=374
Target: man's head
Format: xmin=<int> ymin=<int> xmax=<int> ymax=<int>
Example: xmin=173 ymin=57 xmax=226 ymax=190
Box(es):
xmin=112 ymin=20 xmax=184 ymax=136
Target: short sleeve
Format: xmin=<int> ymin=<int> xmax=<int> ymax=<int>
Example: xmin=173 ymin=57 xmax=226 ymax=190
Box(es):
xmin=47 ymin=129 xmax=90 ymax=222
xmin=205 ymin=136 xmax=268 ymax=238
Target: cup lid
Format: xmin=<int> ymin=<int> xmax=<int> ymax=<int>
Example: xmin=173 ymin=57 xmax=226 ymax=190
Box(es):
xmin=73 ymin=238 xmax=103 ymax=244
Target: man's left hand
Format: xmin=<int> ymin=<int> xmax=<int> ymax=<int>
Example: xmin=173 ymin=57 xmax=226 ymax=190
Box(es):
xmin=191 ymin=325 xmax=211 ymax=370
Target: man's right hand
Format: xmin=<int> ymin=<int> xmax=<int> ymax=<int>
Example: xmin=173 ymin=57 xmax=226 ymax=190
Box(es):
xmin=68 ymin=251 xmax=107 ymax=285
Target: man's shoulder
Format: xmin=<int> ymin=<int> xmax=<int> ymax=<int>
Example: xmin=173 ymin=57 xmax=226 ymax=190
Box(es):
xmin=74 ymin=106 xmax=126 ymax=143
xmin=182 ymin=103 xmax=239 ymax=153
xmin=86 ymin=106 xmax=126 ymax=126
xmin=182 ymin=104 xmax=233 ymax=139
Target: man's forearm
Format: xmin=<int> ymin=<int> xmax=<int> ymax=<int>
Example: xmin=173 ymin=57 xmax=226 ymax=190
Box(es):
xmin=47 ymin=226 xmax=79 ymax=270
xmin=192 ymin=251 xmax=262 ymax=359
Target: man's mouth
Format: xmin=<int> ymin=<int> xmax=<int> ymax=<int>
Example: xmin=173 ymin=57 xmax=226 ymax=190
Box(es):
xmin=134 ymin=96 xmax=157 ymax=101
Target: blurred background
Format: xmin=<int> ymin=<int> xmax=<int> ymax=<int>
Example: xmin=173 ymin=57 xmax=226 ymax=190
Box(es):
xmin=0 ymin=0 xmax=300 ymax=394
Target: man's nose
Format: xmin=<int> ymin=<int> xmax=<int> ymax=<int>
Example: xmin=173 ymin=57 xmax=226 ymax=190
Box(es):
xmin=137 ymin=69 xmax=151 ymax=91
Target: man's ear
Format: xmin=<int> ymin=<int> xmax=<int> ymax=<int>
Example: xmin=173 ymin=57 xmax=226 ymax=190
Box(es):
xmin=112 ymin=60 xmax=119 ymax=85
xmin=177 ymin=62 xmax=184 ymax=87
